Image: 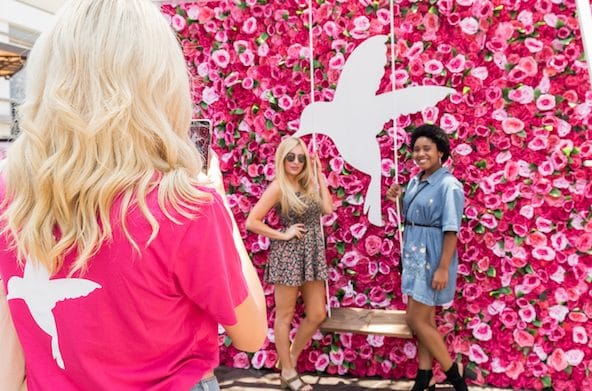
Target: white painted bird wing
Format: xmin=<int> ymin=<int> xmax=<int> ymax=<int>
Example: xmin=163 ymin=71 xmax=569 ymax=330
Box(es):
xmin=373 ymin=86 xmax=456 ymax=126
xmin=50 ymin=279 xmax=102 ymax=303
xmin=334 ymin=35 xmax=388 ymax=102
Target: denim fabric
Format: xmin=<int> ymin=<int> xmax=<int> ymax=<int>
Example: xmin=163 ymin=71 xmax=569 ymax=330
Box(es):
xmin=401 ymin=167 xmax=464 ymax=306
xmin=190 ymin=376 xmax=220 ymax=391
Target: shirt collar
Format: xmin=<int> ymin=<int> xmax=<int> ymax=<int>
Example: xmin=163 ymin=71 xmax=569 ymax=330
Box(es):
xmin=416 ymin=166 xmax=449 ymax=184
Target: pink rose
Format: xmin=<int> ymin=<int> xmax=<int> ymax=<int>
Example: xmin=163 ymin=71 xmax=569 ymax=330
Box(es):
xmin=329 ymin=53 xmax=345 ymax=70
xmin=329 ymin=349 xmax=344 ymax=366
xmin=516 ymin=56 xmax=538 ymax=76
xmin=536 ymin=94 xmax=556 ymax=111
xmin=424 ymin=59 xmax=444 ymax=74
xmin=572 ymin=326 xmax=588 ymax=344
xmin=211 ymin=49 xmax=230 ymax=68
xmin=171 ymin=14 xmax=186 ymax=32
xmin=364 ymin=235 xmax=382 ymax=256
xmin=264 ymin=350 xmax=278 ymax=368
xmin=239 ymin=50 xmax=255 ymax=66
xmin=315 ymin=353 xmax=330 ymax=371
xmin=233 ymin=352 xmax=250 ymax=369
xmin=532 ymin=246 xmax=556 ymax=261
xmin=513 ymin=329 xmax=535 ymax=348
xmin=459 ymin=17 xmax=479 ymax=34
xmin=506 ymin=360 xmax=525 ymax=380
xmin=547 ymin=349 xmax=568 ymax=371
xmin=242 ymin=16 xmax=257 ymax=34
xmin=251 ymin=350 xmax=267 ymax=369
xmin=468 ymin=344 xmax=488 ymax=364
xmin=472 ymin=322 xmax=492 ymax=341
xmin=350 ymin=223 xmax=368 ymax=240
xmin=501 ymin=118 xmax=525 ymax=134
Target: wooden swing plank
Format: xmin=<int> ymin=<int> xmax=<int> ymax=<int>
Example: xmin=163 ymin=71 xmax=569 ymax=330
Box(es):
xmin=321 ymin=307 xmax=413 ymax=338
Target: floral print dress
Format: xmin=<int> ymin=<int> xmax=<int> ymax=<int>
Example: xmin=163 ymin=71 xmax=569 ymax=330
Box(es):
xmin=265 ymin=195 xmax=328 ymax=286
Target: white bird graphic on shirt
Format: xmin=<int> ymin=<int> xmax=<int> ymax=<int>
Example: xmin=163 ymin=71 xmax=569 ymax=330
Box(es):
xmin=294 ymin=34 xmax=455 ymax=226
xmin=7 ymin=261 xmax=101 ymax=369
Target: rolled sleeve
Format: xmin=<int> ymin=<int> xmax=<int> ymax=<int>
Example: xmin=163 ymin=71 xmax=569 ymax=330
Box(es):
xmin=441 ymin=180 xmax=464 ymax=232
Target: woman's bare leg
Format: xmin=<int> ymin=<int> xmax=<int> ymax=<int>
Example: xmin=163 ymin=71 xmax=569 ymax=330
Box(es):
xmin=290 ymin=280 xmax=327 ymax=363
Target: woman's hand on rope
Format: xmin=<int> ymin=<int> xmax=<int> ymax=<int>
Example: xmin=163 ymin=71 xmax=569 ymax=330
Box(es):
xmin=312 ymin=154 xmax=325 ymax=184
xmin=283 ymin=224 xmax=306 ymax=240
xmin=386 ymin=183 xmax=403 ymax=202
xmin=432 ymin=267 xmax=448 ymax=291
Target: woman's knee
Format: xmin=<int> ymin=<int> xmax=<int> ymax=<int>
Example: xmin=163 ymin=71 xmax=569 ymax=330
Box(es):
xmin=305 ymin=308 xmax=327 ymax=326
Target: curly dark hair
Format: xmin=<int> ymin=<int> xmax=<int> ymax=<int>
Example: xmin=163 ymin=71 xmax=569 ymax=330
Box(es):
xmin=409 ymin=124 xmax=451 ymax=163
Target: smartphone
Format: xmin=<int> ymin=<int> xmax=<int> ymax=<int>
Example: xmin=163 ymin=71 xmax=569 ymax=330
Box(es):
xmin=189 ymin=119 xmax=212 ymax=172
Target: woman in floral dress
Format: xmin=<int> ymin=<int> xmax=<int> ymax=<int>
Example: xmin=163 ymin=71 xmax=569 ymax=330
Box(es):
xmin=247 ymin=137 xmax=333 ymax=391
xmin=387 ymin=124 xmax=473 ymax=391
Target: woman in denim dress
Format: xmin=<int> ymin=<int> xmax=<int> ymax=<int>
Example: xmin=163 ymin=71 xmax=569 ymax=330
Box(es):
xmin=387 ymin=124 xmax=473 ymax=391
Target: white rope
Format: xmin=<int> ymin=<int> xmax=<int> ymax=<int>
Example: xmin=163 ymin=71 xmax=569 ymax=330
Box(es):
xmin=306 ymin=0 xmax=331 ymax=317
xmin=389 ymin=0 xmax=405 ymax=274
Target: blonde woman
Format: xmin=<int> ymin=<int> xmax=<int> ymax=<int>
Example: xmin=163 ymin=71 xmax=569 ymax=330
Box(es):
xmin=0 ymin=1 xmax=266 ymax=390
xmin=246 ymin=137 xmax=333 ymax=391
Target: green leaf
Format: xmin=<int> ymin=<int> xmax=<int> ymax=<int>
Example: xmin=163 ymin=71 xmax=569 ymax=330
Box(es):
xmin=549 ymin=188 xmax=562 ymax=197
xmin=265 ymin=119 xmax=274 ymax=130
xmin=474 ymin=160 xmax=487 ymax=169
xmin=336 ymin=242 xmax=345 ymax=255
xmin=524 ymin=264 xmax=534 ymax=274
xmin=224 ymin=336 xmax=232 ymax=347
xmin=487 ymin=266 xmax=496 ymax=277
xmin=230 ymin=108 xmax=244 ymax=115
xmin=490 ymin=286 xmax=512 ymax=298
xmin=474 ymin=224 xmax=485 ymax=234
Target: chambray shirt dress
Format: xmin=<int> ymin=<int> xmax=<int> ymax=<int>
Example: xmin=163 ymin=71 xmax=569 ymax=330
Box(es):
xmin=401 ymin=167 xmax=464 ymax=306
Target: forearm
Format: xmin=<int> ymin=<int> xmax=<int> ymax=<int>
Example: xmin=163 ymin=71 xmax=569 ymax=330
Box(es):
xmin=229 ymin=215 xmax=267 ymax=323
xmin=438 ymin=231 xmax=458 ymax=270
xmin=245 ymin=218 xmax=287 ymax=241
xmin=317 ymin=174 xmax=333 ymax=214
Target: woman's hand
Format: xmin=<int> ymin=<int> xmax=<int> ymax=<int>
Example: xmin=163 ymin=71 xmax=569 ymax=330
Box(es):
xmin=311 ymin=154 xmax=324 ymax=181
xmin=432 ymin=267 xmax=448 ymax=291
xmin=283 ymin=224 xmax=306 ymax=240
xmin=386 ymin=183 xmax=402 ymax=202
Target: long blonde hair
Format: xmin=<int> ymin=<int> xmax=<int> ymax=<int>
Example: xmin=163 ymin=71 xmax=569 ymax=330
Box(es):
xmin=1 ymin=0 xmax=208 ymax=276
xmin=275 ymin=137 xmax=320 ymax=216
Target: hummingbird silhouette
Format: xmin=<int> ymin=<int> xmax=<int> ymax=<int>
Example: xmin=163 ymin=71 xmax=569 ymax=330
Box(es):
xmin=7 ymin=261 xmax=101 ymax=369
xmin=294 ymin=35 xmax=455 ymax=226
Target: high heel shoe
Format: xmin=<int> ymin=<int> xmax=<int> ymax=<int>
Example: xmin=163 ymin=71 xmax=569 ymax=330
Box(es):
xmin=444 ymin=362 xmax=468 ymax=391
xmin=410 ymin=369 xmax=436 ymax=391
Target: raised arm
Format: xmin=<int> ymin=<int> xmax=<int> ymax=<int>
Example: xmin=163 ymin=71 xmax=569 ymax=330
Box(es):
xmin=313 ymin=154 xmax=333 ymax=215
xmin=205 ymin=152 xmax=267 ymax=352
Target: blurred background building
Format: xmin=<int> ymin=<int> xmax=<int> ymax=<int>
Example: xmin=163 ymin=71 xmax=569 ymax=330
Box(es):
xmin=0 ymin=0 xmax=61 ymax=140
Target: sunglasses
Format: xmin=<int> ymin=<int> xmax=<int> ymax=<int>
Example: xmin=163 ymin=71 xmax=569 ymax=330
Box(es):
xmin=285 ymin=153 xmax=306 ymax=163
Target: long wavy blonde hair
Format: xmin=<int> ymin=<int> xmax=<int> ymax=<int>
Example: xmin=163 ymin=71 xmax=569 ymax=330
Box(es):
xmin=275 ymin=137 xmax=320 ymax=216
xmin=1 ymin=0 xmax=208 ymax=276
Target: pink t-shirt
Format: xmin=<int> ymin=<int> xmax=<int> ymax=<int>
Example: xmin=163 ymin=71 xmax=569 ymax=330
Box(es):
xmin=0 ymin=184 xmax=248 ymax=390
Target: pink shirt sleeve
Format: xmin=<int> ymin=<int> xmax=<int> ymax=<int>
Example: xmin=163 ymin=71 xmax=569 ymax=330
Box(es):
xmin=173 ymin=190 xmax=249 ymax=326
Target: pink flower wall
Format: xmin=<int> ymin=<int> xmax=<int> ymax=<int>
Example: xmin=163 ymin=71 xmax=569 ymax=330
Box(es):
xmin=161 ymin=0 xmax=592 ymax=389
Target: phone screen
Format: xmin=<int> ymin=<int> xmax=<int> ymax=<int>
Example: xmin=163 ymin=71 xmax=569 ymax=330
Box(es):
xmin=189 ymin=119 xmax=212 ymax=172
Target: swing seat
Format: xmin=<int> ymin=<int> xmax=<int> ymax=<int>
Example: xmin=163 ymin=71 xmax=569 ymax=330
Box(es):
xmin=321 ymin=307 xmax=413 ymax=338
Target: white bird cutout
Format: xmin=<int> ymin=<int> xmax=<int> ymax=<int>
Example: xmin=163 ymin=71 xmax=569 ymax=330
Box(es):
xmin=7 ymin=261 xmax=101 ymax=369
xmin=294 ymin=35 xmax=455 ymax=226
